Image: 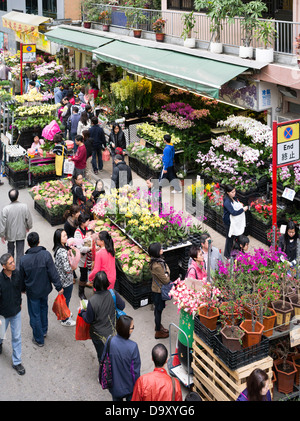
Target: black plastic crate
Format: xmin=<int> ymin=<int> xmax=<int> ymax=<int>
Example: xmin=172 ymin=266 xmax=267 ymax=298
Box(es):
xmin=7 ymin=168 xmax=28 ymax=182
xmin=204 ymin=205 xmax=216 ymax=230
xmin=194 ymin=315 xmax=218 ymax=348
xmin=249 ymin=215 xmax=271 ymax=246
xmin=213 ymin=334 xmax=269 ymax=371
xmin=34 ymin=201 xmax=64 ymax=226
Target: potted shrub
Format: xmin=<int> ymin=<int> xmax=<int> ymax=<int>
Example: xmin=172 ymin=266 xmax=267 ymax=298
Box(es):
xmin=125 ymin=1 xmax=147 ymax=38
xmin=194 ymin=0 xmax=239 ymax=54
xmin=236 ymin=0 xmax=268 ymax=59
xmin=220 ymin=324 xmax=245 ymax=351
xmin=271 ymin=262 xmax=294 ymax=332
xmin=272 ymin=339 xmax=297 ymax=394
xmin=181 ymin=11 xmax=197 ymax=49
xmin=254 ymin=19 xmax=277 ymax=63
xmin=152 ymin=18 xmax=166 ymax=42
xmin=198 ymin=283 xmax=221 ymax=330
xmin=240 ymin=284 xmax=264 ymax=348
xmin=99 ymin=10 xmax=111 ymax=32
xmin=256 ymin=276 xmax=280 ymax=337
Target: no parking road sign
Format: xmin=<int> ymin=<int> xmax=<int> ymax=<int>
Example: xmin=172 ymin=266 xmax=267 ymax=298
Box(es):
xmin=276 ymin=122 xmax=300 ymax=166
xmin=22 ymin=44 xmax=36 ymax=63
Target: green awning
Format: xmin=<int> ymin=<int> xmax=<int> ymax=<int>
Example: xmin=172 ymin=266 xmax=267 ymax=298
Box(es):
xmin=45 ymin=27 xmax=113 ymax=52
xmin=93 ymin=41 xmax=248 ymax=99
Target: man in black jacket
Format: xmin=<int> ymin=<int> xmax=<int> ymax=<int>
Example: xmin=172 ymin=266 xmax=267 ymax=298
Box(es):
xmin=89 ymin=116 xmax=106 ymax=174
xmin=0 ymin=253 xmax=25 ymax=375
xmin=0 ymin=140 xmax=3 ymax=185
xmin=19 ymin=232 xmax=63 ymax=347
xmin=111 ymin=154 xmax=132 ymax=190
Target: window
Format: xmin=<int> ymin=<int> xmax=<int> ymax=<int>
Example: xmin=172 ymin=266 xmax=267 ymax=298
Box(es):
xmin=42 ymin=0 xmax=57 ymax=19
xmin=167 ymin=0 xmax=196 ymax=11
xmin=0 ymin=0 xmax=7 ymax=12
xmin=26 ymin=0 xmax=38 ymax=15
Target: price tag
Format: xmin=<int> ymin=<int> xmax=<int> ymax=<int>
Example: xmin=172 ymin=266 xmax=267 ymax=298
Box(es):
xmin=282 ymin=187 xmax=296 ymax=201
xmin=290 ymin=317 xmax=300 ymax=347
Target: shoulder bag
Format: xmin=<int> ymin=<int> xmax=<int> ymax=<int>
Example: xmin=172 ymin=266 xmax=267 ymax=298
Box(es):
xmin=98 ymin=336 xmax=113 ymax=389
xmin=109 ymin=289 xmax=126 ymax=319
xmin=153 ymin=277 xmax=174 ymax=301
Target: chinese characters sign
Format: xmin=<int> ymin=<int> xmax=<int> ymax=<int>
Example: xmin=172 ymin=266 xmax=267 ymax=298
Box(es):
xmin=276 ymin=122 xmax=300 ymax=166
xmin=22 ymin=44 xmax=36 ymax=63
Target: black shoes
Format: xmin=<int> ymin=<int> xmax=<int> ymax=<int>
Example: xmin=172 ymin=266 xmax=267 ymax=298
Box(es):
xmin=12 ymin=363 xmax=26 ymax=375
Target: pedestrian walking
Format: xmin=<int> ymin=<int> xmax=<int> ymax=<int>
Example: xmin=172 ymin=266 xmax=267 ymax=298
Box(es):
xmin=68 ymin=107 xmax=81 ymax=150
xmin=19 ymin=232 xmax=63 ymax=347
xmin=131 ymin=343 xmax=182 ymax=401
xmin=0 ymin=138 xmax=4 ymax=186
xmin=77 ymin=112 xmax=91 ymax=136
xmin=0 ymin=253 xmax=25 ymax=375
xmin=79 ymin=271 xmax=125 ymax=363
xmin=148 ymin=242 xmax=170 ymax=339
xmin=223 ymin=185 xmax=248 ymax=259
xmin=109 ymin=123 xmax=126 ymax=166
xmin=103 ymin=315 xmax=141 ymax=401
xmin=70 ymin=135 xmax=87 ymax=177
xmin=89 ymin=231 xmax=116 ymax=289
xmin=0 ymin=189 xmax=33 ymax=269
xmin=74 ymin=214 xmax=91 ymax=300
xmin=71 ymin=172 xmax=87 ymax=211
xmin=89 ymin=116 xmax=106 ymax=174
xmin=53 ymin=229 xmax=76 ymax=327
xmin=160 ymin=134 xmax=182 ymax=193
xmin=111 ymin=155 xmax=132 ymax=190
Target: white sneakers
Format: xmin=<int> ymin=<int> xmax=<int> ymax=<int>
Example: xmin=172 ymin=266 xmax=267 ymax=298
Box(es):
xmin=61 ymin=317 xmax=76 ymax=327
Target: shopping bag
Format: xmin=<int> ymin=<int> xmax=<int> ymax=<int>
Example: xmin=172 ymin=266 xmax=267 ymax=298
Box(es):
xmin=75 ymin=310 xmax=91 ymax=340
xmin=102 ymin=148 xmax=110 ymax=161
xmin=98 ymin=336 xmax=113 ymax=389
xmin=63 ymin=159 xmax=75 ymax=175
xmin=68 ymin=247 xmax=81 ymax=271
xmin=52 ymin=294 xmax=71 ymax=320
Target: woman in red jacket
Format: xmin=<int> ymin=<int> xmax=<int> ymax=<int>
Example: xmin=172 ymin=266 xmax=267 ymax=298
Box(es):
xmin=89 ymin=231 xmax=116 ymax=289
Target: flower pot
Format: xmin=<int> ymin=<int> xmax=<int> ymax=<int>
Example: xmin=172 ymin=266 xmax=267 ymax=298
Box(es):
xmin=210 ymin=42 xmax=223 ymax=54
xmin=271 ymin=299 xmax=293 ymax=332
xmin=133 ymin=29 xmax=142 ymax=38
xmin=184 ymin=37 xmax=196 ymax=48
xmin=258 ymin=308 xmax=277 ymax=338
xmin=155 ymin=33 xmax=165 ymax=42
xmin=220 ymin=325 xmax=245 ymax=352
xmin=292 ymin=354 xmax=300 ymax=385
xmin=288 ymin=294 xmax=300 ymax=317
xmin=198 ymin=306 xmax=219 ymax=331
xmin=255 ymin=47 xmax=274 ymax=63
xmin=219 ymin=302 xmax=241 ymax=326
xmin=274 ymin=359 xmax=297 ymax=394
xmin=83 ymin=21 xmax=91 ymax=28
xmin=239 ymin=46 xmax=253 ymax=59
xmin=102 ymin=24 xmax=109 ymax=31
xmin=240 ymin=320 xmax=264 ymax=348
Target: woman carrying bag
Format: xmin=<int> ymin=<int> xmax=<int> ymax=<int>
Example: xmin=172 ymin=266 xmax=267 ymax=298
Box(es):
xmin=148 ymin=242 xmax=171 ymax=340
xmin=223 ymin=185 xmax=248 ymax=259
xmin=74 ymin=214 xmax=91 ymax=300
xmin=89 ymin=230 xmax=116 ymax=289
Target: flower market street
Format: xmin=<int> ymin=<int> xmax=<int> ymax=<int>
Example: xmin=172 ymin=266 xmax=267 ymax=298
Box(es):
xmin=0 ymin=154 xmax=267 ymax=401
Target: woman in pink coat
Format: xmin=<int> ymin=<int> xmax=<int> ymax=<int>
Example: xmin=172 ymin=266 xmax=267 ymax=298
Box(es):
xmin=186 ymin=245 xmax=207 ymax=281
xmin=89 ymin=231 xmax=116 ymax=289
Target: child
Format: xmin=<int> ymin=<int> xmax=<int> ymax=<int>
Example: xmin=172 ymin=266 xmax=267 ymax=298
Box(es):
xmin=31 ymin=134 xmax=44 ymax=151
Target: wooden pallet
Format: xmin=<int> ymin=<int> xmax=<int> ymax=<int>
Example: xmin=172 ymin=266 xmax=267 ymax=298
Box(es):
xmin=192 ymin=333 xmax=273 ymax=401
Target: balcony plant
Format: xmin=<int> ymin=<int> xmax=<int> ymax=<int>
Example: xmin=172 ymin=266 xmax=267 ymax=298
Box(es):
xmin=99 ymin=10 xmax=111 ymax=31
xmin=125 ymin=1 xmax=148 ymax=37
xmin=152 ymin=18 xmax=166 ymax=42
xmin=194 ymin=0 xmax=240 ymax=54
xmin=181 ymin=11 xmax=197 ymax=48
xmin=254 ymin=19 xmax=277 ymax=63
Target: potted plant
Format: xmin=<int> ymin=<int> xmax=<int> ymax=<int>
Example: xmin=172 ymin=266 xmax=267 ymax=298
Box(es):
xmin=194 ymin=0 xmax=240 ymax=54
xmin=82 ymin=0 xmax=100 ymax=28
xmin=152 ymin=18 xmax=166 ymax=42
xmin=220 ymin=324 xmax=245 ymax=352
xmin=99 ymin=10 xmax=111 ymax=32
xmin=272 ymin=339 xmax=297 ymax=394
xmin=254 ymin=19 xmax=277 ymax=63
xmin=125 ymin=2 xmax=147 ymax=38
xmin=271 ymin=262 xmax=294 ymax=332
xmin=198 ymin=283 xmax=221 ymax=330
xmin=256 ymin=276 xmax=280 ymax=337
xmin=236 ymin=0 xmax=268 ymax=59
xmin=181 ymin=11 xmax=197 ymax=49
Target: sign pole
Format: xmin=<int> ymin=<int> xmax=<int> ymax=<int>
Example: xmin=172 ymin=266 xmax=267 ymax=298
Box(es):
xmin=20 ymin=42 xmax=23 ymax=95
xmin=272 ymin=121 xmax=278 ymax=249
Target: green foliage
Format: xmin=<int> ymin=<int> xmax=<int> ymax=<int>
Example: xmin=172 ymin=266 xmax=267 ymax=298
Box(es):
xmin=181 ymin=11 xmax=196 ymax=41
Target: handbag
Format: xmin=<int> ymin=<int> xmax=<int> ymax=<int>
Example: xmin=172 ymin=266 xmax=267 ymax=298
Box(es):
xmin=98 ymin=336 xmax=113 ymax=390
xmin=109 ymin=289 xmax=126 ymax=319
xmin=153 ymin=278 xmax=173 ymax=301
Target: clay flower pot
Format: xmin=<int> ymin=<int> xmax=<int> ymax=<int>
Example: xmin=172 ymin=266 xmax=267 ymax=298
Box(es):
xmin=220 ymin=325 xmax=245 ymax=352
xmin=155 ymin=33 xmax=165 ymax=42
xmin=133 ymin=29 xmax=142 ymax=38
xmin=240 ymin=320 xmax=264 ymax=348
xmin=271 ymin=299 xmax=293 ymax=332
xmin=256 ymin=308 xmax=277 ymax=337
xmin=198 ymin=306 xmax=219 ymax=331
xmin=274 ymin=358 xmax=297 ymax=394
xmin=288 ymin=294 xmax=300 ymax=317
xmin=219 ymin=302 xmax=240 ymax=326
xmin=292 ymin=354 xmax=300 ymax=386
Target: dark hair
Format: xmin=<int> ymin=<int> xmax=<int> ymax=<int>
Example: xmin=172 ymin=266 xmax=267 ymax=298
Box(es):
xmin=164 ymin=134 xmax=171 ymax=142
xmin=85 ymin=104 xmax=92 ymax=112
xmin=29 ymin=80 xmax=36 ymax=87
xmin=232 ymin=234 xmax=249 ymax=252
xmin=152 ymin=343 xmax=168 ymax=368
xmin=93 ymin=271 xmax=110 ymax=291
xmin=75 ymin=135 xmax=83 ymax=143
xmin=27 ymin=232 xmax=39 ymax=248
xmin=72 ymin=106 xmax=79 ymax=113
xmin=80 ymin=111 xmax=89 ymax=126
xmin=148 ymin=242 xmax=162 ymax=259
xmin=78 ymin=213 xmax=90 ymax=226
xmin=99 ymin=230 xmax=115 ymax=257
xmin=247 ymin=368 xmax=269 ymax=401
xmin=199 ymin=233 xmax=210 ymax=245
xmin=185 ymin=391 xmax=202 ymax=401
xmin=52 ymin=228 xmax=66 ymax=256
xmin=112 ymin=122 xmax=121 ymax=132
xmin=82 ymin=129 xmax=90 ymax=140
xmin=8 ymin=188 xmax=19 ymax=202
xmin=285 ymin=221 xmax=298 ymax=241
xmin=72 ymin=170 xmax=83 ymax=184
xmin=116 ymin=315 xmax=133 ymax=339
xmin=189 ymin=245 xmax=201 ymax=260
xmin=224 ymin=185 xmax=236 ymax=202
xmin=53 ymin=133 xmax=63 ymax=143
xmin=0 ymin=253 xmax=13 ymax=266
xmin=30 ymin=73 xmax=37 ymax=81
xmin=63 ymin=204 xmax=81 ymax=220
xmin=91 ymin=116 xmax=98 ymax=125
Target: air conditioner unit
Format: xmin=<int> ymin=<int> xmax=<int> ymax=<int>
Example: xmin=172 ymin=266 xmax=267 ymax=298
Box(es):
xmin=277 ymin=113 xmax=300 ymax=123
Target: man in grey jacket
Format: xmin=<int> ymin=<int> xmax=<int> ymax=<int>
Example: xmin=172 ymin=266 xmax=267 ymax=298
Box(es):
xmin=0 ymin=189 xmax=33 ymax=269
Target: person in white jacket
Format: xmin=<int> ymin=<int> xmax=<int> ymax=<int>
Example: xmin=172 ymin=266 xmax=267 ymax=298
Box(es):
xmin=77 ymin=112 xmax=91 ymax=136
xmin=0 ymin=189 xmax=33 ymax=269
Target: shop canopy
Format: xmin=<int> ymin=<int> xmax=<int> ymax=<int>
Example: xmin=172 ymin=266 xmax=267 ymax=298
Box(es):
xmin=2 ymin=11 xmax=52 ymax=34
xmin=93 ymin=41 xmax=248 ymax=99
xmin=45 ymin=27 xmax=114 ymax=53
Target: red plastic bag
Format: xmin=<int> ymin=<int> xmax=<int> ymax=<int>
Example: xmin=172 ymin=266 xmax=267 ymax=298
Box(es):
xmin=75 ymin=310 xmax=91 ymax=340
xmin=102 ymin=148 xmax=110 ymax=161
xmin=52 ymin=294 xmax=71 ymax=320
